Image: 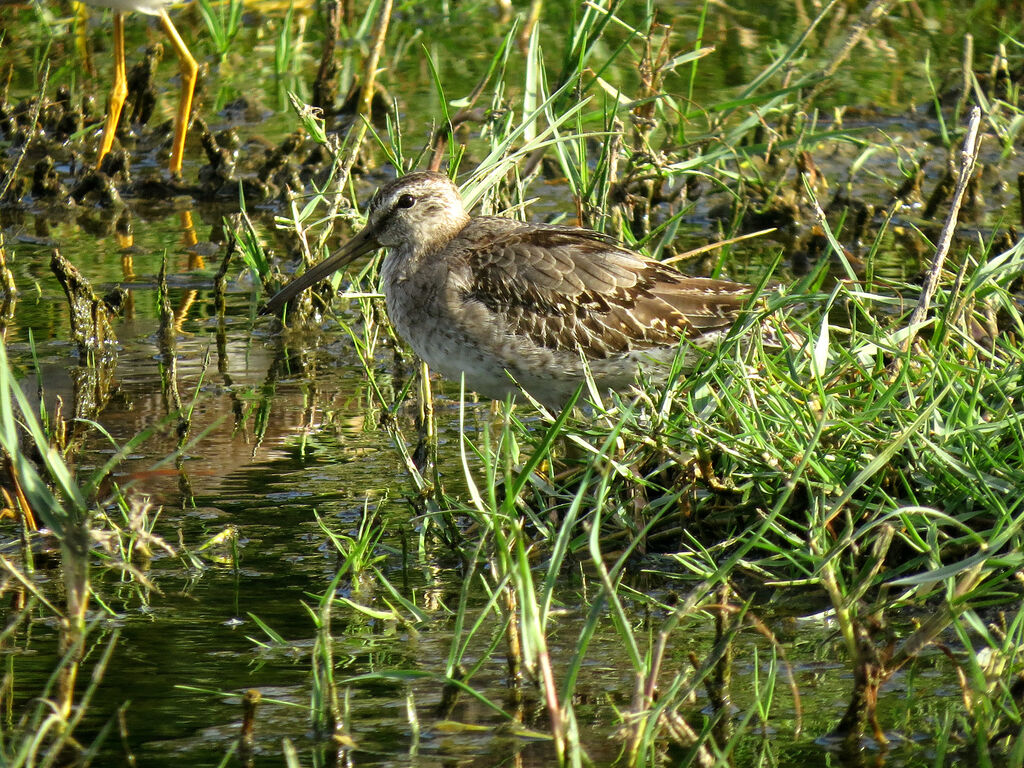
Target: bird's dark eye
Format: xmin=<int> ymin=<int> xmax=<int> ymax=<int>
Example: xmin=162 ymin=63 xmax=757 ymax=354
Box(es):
xmin=396 ymin=194 xmax=416 ymax=209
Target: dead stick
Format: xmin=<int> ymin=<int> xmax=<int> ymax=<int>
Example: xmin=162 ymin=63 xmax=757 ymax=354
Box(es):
xmin=804 ymin=0 xmax=900 ymax=107
xmin=902 ymin=106 xmax=983 ymax=352
xmin=357 ymin=0 xmax=392 ymax=120
xmin=336 ymin=0 xmax=393 ymax=189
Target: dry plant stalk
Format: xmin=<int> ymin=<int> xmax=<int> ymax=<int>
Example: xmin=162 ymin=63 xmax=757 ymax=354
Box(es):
xmin=803 ymin=0 xmax=901 ymax=107
xmin=902 ymin=106 xmax=983 ymax=350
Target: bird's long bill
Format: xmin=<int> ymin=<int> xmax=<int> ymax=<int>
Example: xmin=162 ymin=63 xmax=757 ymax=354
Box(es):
xmin=259 ymin=225 xmax=380 ymax=315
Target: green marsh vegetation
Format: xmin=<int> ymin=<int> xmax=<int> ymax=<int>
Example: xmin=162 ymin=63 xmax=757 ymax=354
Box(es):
xmin=1 ymin=0 xmax=1024 ymax=765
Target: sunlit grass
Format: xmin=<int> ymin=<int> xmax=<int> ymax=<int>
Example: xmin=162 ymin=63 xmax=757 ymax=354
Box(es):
xmin=4 ymin=0 xmax=1024 ymax=765
xmin=246 ymin=0 xmax=1024 ymax=760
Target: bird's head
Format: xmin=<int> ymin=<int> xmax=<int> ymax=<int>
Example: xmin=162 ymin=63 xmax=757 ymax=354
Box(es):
xmin=365 ymin=171 xmax=469 ymax=252
xmin=259 ymin=171 xmax=467 ymax=315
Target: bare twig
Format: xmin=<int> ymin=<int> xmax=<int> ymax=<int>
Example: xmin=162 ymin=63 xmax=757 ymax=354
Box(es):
xmin=803 ymin=0 xmax=900 ymax=107
xmin=357 ymin=0 xmax=391 ymax=121
xmin=902 ymin=106 xmax=983 ymax=351
xmin=663 ymin=228 xmax=777 ymax=265
xmin=336 ymin=0 xmax=393 ymax=187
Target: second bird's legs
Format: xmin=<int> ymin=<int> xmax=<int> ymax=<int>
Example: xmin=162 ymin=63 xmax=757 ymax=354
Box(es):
xmin=157 ymin=8 xmax=198 ymax=175
xmin=95 ymin=8 xmax=198 ymax=175
xmin=96 ymin=11 xmax=127 ymax=168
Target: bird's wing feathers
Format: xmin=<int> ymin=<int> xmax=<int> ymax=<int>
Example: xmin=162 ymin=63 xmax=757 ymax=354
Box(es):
xmin=452 ymin=220 xmax=749 ymax=358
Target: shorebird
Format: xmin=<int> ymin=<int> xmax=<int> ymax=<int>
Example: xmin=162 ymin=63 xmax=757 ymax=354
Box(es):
xmin=261 ymin=171 xmax=754 ymax=408
xmin=85 ymin=0 xmax=198 ymax=174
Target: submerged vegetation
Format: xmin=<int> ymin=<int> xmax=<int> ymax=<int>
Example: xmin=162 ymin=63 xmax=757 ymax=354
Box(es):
xmin=1 ymin=0 xmax=1024 ymax=765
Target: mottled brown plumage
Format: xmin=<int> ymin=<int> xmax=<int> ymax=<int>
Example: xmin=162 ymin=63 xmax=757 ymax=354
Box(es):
xmin=261 ymin=171 xmax=753 ymax=407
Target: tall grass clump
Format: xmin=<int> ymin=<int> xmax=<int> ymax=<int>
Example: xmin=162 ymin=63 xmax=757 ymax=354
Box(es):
xmin=0 ymin=336 xmax=177 ymax=762
xmin=251 ymin=1 xmax=1024 ymax=763
xmin=416 ymin=231 xmax=1024 ymax=763
xmin=0 ymin=336 xmax=102 ymax=760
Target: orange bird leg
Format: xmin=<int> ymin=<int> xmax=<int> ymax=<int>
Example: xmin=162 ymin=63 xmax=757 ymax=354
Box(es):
xmin=96 ymin=11 xmax=127 ymax=168
xmin=157 ymin=8 xmax=198 ymax=175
